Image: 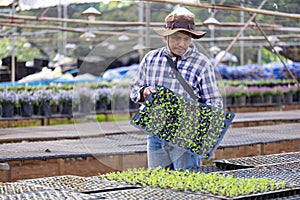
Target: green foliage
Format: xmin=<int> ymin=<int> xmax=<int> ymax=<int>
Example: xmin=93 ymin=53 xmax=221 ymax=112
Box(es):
xmin=132 ymin=86 xmax=234 ymax=159
xmin=0 ymin=37 xmax=45 ymax=61
xmin=99 ymin=167 xmax=290 ymax=198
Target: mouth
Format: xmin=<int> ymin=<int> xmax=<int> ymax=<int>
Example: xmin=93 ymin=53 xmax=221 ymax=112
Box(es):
xmin=175 ymin=48 xmax=185 ymax=52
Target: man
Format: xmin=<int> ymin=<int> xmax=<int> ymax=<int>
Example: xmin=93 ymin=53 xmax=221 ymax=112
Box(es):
xmin=130 ymin=7 xmax=223 ymax=170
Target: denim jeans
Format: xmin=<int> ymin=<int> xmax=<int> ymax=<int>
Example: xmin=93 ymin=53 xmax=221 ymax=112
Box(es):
xmin=147 ymin=135 xmax=200 ymax=170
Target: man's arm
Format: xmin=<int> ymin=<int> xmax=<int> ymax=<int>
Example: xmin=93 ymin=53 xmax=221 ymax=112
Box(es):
xmin=199 ymin=62 xmax=223 ymax=109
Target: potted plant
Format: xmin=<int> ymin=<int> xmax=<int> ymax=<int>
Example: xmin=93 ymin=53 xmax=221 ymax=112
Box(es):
xmin=291 ymin=85 xmax=300 ymax=103
xmin=18 ymin=91 xmax=34 ymax=117
xmin=272 ymin=86 xmax=283 ymax=104
xmin=34 ymin=89 xmax=53 ymax=117
xmin=234 ymin=87 xmax=248 ymax=106
xmin=260 ymin=87 xmax=275 ymax=104
xmin=222 ymin=87 xmax=238 ymax=107
xmin=57 ymin=90 xmax=75 ymax=116
xmin=247 ymin=87 xmax=263 ymax=105
xmin=281 ymin=86 xmax=293 ymax=104
xmin=111 ymin=86 xmax=130 ymax=111
xmin=95 ymin=87 xmax=112 ymax=111
xmin=77 ymin=87 xmax=95 ymax=114
xmin=0 ymin=90 xmax=17 ymax=117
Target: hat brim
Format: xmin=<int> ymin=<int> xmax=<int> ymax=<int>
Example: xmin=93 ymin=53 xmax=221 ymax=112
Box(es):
xmin=154 ymin=28 xmax=206 ymax=39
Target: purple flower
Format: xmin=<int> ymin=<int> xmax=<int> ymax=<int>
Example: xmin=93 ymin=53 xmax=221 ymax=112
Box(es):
xmin=33 ymin=89 xmax=53 ymax=104
xmin=0 ymin=90 xmax=18 ymax=105
xmin=18 ymin=91 xmax=35 ymax=104
xmin=95 ymin=87 xmax=112 ymax=102
xmin=56 ymin=90 xmax=75 ymax=104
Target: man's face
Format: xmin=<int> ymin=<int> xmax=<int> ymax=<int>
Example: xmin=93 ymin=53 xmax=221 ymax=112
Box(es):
xmin=167 ymin=31 xmax=192 ymax=57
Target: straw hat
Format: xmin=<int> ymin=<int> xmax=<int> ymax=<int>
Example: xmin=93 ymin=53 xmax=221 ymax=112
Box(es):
xmin=155 ymin=7 xmax=206 ymax=39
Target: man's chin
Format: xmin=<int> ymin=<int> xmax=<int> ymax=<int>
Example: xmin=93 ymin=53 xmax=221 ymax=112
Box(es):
xmin=174 ymin=51 xmax=184 ymax=56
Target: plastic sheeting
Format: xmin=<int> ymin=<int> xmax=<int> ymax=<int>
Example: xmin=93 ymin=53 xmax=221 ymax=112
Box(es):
xmin=0 ymin=0 xmax=100 ymax=10
xmin=217 ymin=62 xmax=300 ymax=80
xmin=1 ymin=62 xmax=299 ymax=87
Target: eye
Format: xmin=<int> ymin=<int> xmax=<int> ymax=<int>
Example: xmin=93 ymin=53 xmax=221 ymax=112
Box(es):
xmin=184 ymin=37 xmax=191 ymax=42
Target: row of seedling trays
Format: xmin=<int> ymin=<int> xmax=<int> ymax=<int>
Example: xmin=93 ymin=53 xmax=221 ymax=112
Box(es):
xmin=215 ymin=151 xmax=300 ymax=169
xmin=1 ymin=154 xmax=299 ymax=200
xmin=131 ymin=86 xmax=235 ymax=160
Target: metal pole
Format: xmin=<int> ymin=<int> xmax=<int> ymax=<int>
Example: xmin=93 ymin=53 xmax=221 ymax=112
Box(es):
xmin=240 ymin=2 xmax=244 ymax=65
xmin=145 ymin=2 xmax=151 ymax=49
xmin=210 ymin=0 xmax=215 ymax=59
xmin=57 ymin=0 xmax=62 ymax=54
xmin=213 ymin=0 xmax=267 ymax=68
xmin=63 ymin=3 xmax=68 ymax=56
xmin=257 ymin=45 xmax=262 ymax=66
xmin=138 ymin=1 xmax=144 ymax=59
xmin=11 ymin=0 xmax=16 ymax=83
xmin=252 ymin=18 xmax=299 ymax=87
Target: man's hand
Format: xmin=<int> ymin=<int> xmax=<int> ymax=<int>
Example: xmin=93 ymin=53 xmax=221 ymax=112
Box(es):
xmin=140 ymin=86 xmax=156 ymax=102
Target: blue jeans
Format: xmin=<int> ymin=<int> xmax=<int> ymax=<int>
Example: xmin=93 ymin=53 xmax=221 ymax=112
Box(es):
xmin=147 ymin=136 xmax=200 ymax=170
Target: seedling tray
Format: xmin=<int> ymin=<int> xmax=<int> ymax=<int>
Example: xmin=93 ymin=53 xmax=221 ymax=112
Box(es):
xmin=211 ymin=187 xmax=300 ymax=200
xmin=90 ymin=187 xmax=210 ymax=200
xmin=0 ymin=189 xmax=91 ymax=200
xmin=131 ymin=86 xmax=235 ymax=160
xmin=0 ymin=182 xmax=46 ymax=195
xmin=217 ymin=167 xmax=300 ymax=186
xmin=187 ymin=164 xmax=226 ymax=173
xmin=265 ymin=161 xmax=300 ymax=172
xmin=215 ymin=151 xmax=300 ymax=170
xmin=20 ymin=175 xmax=137 ymax=193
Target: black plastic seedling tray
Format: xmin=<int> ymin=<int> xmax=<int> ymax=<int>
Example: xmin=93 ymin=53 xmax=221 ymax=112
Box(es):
xmin=187 ymin=164 xmax=226 ymax=173
xmin=131 ymin=86 xmax=235 ymax=160
xmin=0 ymin=189 xmax=91 ymax=200
xmin=20 ymin=175 xmax=138 ymax=194
xmin=90 ymin=187 xmax=211 ymax=200
xmin=215 ymin=152 xmax=300 ymax=170
xmin=213 ymin=187 xmax=300 ymax=200
xmin=0 ymin=182 xmax=46 ymax=195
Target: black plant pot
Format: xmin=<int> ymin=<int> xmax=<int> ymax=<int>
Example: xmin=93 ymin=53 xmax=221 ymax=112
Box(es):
xmin=61 ymin=102 xmax=73 ymax=116
xmin=39 ymin=101 xmax=51 ymax=117
xmin=20 ymin=103 xmax=33 ymax=117
xmin=80 ymin=102 xmax=91 ymax=114
xmin=96 ymin=100 xmax=107 ymax=111
xmin=283 ymin=93 xmax=293 ymax=104
xmin=1 ymin=104 xmax=14 ymax=118
xmin=272 ymin=94 xmax=282 ymax=104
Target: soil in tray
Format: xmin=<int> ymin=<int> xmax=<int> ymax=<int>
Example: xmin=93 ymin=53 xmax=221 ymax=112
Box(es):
xmin=1 ymin=189 xmax=91 ymax=200
xmin=0 ymin=182 xmax=46 ymax=195
xmin=90 ymin=187 xmax=211 ymax=200
xmin=20 ymin=175 xmax=136 ymax=193
xmin=214 ymin=152 xmax=300 ymax=169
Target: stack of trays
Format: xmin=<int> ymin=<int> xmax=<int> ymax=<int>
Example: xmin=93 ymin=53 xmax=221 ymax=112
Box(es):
xmin=131 ymin=86 xmax=235 ymax=160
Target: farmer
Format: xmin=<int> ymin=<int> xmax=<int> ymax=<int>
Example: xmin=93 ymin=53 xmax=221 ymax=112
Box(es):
xmin=130 ymin=6 xmax=223 ymax=170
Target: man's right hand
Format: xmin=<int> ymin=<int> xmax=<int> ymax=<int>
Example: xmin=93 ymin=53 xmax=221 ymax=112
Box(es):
xmin=140 ymin=86 xmax=156 ymax=102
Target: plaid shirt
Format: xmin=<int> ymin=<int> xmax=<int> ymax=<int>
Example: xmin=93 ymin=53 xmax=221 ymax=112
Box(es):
xmin=130 ymin=45 xmax=223 ymax=108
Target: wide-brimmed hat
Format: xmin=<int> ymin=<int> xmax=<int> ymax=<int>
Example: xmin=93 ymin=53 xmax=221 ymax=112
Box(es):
xmin=155 ymin=7 xmax=206 ymax=39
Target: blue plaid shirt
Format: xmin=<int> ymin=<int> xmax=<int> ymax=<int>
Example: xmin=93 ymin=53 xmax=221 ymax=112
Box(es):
xmin=130 ymin=44 xmax=223 ymax=108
